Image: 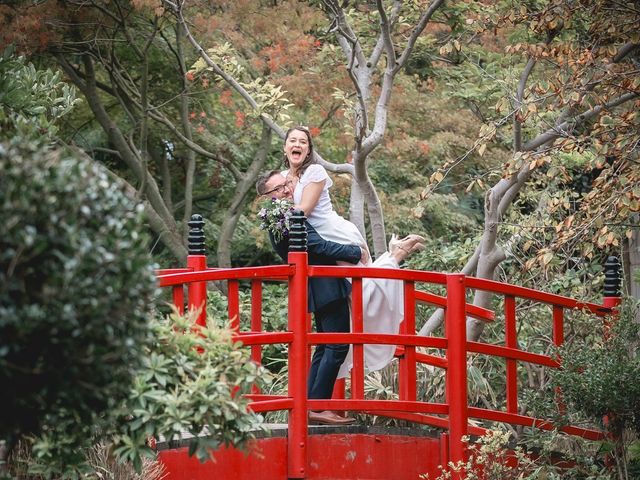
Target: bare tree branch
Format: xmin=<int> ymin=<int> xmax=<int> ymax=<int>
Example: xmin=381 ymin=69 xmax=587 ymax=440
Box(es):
xmin=175 ymin=21 xmax=197 ymax=233
xmin=513 ymin=57 xmax=536 ymax=152
xmin=376 ymin=0 xmax=397 ymax=67
xmin=613 ymin=42 xmax=639 ymax=63
xmin=217 ymin=124 xmax=272 ymax=267
xmin=368 ymin=1 xmax=402 ymax=69
xmin=148 ymin=109 xmax=242 ymax=180
xmin=513 ymin=31 xmax=558 ymax=151
xmin=57 ymin=54 xmax=178 ymax=232
xmin=394 ymin=0 xmax=446 ymax=72
xmin=321 ymin=0 xmax=366 ymax=67
xmin=163 ymin=0 xmax=285 ymax=138
xmin=522 ymin=92 xmax=639 ymax=151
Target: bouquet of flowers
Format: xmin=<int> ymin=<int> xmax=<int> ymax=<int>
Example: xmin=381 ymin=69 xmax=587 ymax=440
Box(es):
xmin=258 ymin=198 xmax=295 ymax=243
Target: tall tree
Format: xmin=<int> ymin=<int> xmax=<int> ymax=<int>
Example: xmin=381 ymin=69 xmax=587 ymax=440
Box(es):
xmin=166 ymin=0 xmax=448 ymax=256
xmin=417 ymin=0 xmax=640 ymax=338
xmin=0 ymin=0 xmax=279 ymax=266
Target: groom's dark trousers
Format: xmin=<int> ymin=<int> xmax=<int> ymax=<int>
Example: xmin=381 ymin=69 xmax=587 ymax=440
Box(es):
xmin=271 ymin=222 xmax=361 ymax=399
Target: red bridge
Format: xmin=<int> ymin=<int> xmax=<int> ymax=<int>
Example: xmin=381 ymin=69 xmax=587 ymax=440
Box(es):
xmin=154 ymin=215 xmax=620 ymax=479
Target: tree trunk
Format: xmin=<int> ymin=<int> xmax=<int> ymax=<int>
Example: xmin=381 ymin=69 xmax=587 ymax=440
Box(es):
xmin=57 ymin=54 xmax=186 ymax=261
xmin=349 ymin=172 xmax=367 ymax=238
xmin=216 ymin=125 xmax=272 ymax=267
xmin=467 ymin=188 xmax=507 ymax=340
xmin=176 ymin=22 xmax=196 ymax=243
xmin=623 ymin=215 xmax=640 ymax=322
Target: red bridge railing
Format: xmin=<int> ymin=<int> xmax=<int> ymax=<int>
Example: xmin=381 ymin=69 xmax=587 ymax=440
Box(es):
xmin=155 ymin=215 xmax=621 ymax=479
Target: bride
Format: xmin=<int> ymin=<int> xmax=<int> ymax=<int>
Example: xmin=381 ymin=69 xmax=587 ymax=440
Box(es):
xmin=281 ymin=126 xmax=425 ymax=377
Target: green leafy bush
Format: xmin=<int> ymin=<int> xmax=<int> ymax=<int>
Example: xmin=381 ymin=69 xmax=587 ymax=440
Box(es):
xmin=552 ymin=304 xmax=640 ymax=435
xmin=552 ymin=302 xmax=640 ymax=479
xmin=112 ymin=311 xmax=269 ymax=471
xmin=0 ymin=141 xmax=157 ymax=468
xmin=0 ymin=48 xmax=80 ymax=141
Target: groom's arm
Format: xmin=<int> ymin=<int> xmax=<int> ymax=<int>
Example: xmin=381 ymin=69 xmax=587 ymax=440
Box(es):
xmin=305 ymin=222 xmax=362 ymax=264
xmin=269 ymin=222 xmax=362 ymax=264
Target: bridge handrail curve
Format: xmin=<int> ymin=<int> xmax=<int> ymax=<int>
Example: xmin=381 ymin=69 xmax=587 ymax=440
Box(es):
xmin=308 ymin=264 xmax=447 ymax=283
xmin=154 ymin=260 xmax=609 ymax=412
xmin=310 ymin=265 xmax=611 ymax=317
xmin=156 ymin=264 xmax=293 ymax=286
xmin=467 ymin=341 xmax=559 ymax=367
xmin=465 ymin=276 xmax=612 ymax=316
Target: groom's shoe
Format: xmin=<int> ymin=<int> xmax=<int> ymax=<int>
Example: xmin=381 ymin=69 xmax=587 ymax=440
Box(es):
xmin=309 ymin=410 xmax=356 ymax=425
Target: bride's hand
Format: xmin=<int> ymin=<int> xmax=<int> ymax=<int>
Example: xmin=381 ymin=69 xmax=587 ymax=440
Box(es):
xmin=359 ymin=246 xmax=369 ymax=264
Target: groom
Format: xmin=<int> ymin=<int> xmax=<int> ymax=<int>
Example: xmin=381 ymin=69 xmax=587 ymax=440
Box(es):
xmin=256 ymin=170 xmax=366 ymax=425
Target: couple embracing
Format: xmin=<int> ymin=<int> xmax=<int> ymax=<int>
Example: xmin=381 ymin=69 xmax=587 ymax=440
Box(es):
xmin=255 ymin=126 xmax=424 ymax=425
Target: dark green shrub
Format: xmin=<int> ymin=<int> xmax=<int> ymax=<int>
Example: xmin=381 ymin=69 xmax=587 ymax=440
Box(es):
xmin=552 ymin=303 xmax=640 ymax=436
xmin=0 ymin=141 xmax=157 ymax=466
xmin=552 ymin=302 xmax=640 ymax=479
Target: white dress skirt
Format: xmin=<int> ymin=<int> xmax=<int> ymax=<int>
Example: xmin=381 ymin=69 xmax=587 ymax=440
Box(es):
xmin=284 ymin=164 xmax=404 ymax=378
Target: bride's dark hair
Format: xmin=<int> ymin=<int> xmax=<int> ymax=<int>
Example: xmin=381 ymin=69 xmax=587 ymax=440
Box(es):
xmin=283 ymin=126 xmax=315 ymax=176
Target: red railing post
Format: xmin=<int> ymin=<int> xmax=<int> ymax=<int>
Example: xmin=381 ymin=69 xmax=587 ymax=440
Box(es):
xmin=172 ymin=285 xmax=185 ymax=315
xmin=440 ymin=432 xmax=450 ymax=469
xmin=332 ymin=378 xmax=345 ymax=400
xmin=445 ymin=273 xmax=468 ymax=478
xmin=250 ymin=280 xmax=263 ymax=395
xmin=399 ymin=281 xmax=417 ymax=401
xmin=603 ymin=256 xmax=622 ymax=334
xmin=186 ymin=215 xmax=207 ymax=327
xmin=250 ymin=280 xmax=263 ymax=364
xmin=228 ymin=280 xmax=240 ymax=333
xmin=552 ymin=305 xmax=566 ymax=416
xmin=504 ymin=295 xmax=518 ymax=415
xmin=351 ymin=278 xmax=365 ymax=399
xmin=603 ymin=296 xmax=622 ymax=312
xmin=602 ymin=256 xmax=622 ymax=463
xmin=287 ymin=211 xmax=309 ymax=479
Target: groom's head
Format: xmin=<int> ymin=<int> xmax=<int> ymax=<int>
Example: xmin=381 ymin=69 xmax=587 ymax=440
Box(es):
xmin=256 ymin=170 xmax=292 ymax=199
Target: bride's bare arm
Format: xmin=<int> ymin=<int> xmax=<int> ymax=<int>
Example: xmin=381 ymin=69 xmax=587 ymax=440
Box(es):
xmin=295 ymin=180 xmax=325 ymax=216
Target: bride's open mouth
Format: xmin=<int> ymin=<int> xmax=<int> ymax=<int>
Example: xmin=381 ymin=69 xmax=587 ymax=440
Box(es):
xmin=290 ymin=147 xmax=303 ymax=161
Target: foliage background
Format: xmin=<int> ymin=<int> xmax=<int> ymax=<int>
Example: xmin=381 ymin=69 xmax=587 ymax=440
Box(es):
xmin=1 ymin=0 xmax=639 ymax=477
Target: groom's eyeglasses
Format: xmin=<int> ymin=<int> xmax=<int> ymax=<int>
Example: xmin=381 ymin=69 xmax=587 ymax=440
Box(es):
xmin=264 ymin=180 xmax=292 ymax=196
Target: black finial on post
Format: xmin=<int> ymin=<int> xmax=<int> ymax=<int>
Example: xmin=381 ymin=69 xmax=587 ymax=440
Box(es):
xmin=288 ymin=210 xmax=307 ymax=252
xmin=604 ymin=256 xmax=621 ymax=297
xmin=188 ymin=214 xmax=206 ymax=255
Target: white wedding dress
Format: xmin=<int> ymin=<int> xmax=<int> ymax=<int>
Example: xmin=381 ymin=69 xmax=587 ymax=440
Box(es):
xmin=283 ymin=164 xmax=404 ymax=378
